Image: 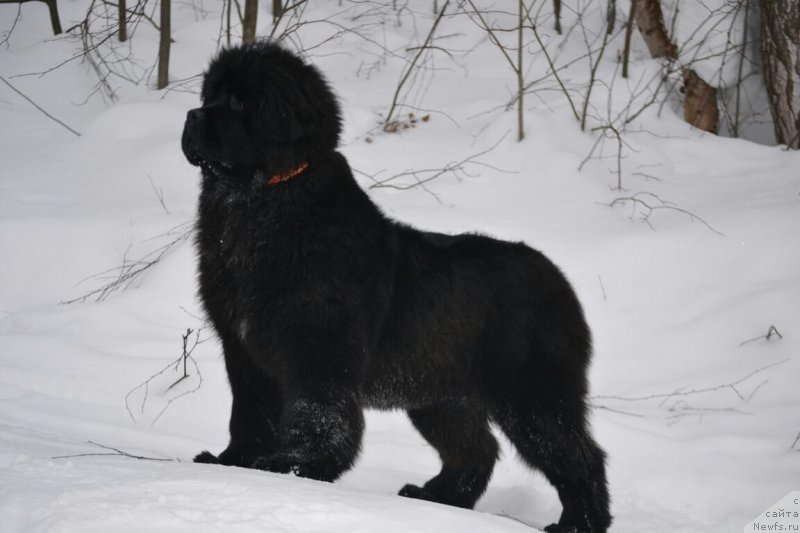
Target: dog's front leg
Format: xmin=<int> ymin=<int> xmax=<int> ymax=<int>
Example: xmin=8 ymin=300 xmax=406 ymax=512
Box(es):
xmin=250 ymin=333 xmax=365 ymax=482
xmin=251 ymin=389 xmax=364 ymax=482
xmin=194 ymin=337 xmax=281 ymax=467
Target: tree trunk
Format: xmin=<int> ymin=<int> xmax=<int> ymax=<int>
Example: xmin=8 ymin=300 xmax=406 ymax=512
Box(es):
xmin=607 ymin=0 xmax=617 ymax=35
xmin=157 ymin=0 xmax=171 ymax=90
xmin=635 ymin=0 xmax=718 ymax=134
xmin=42 ymin=0 xmax=62 ymax=35
xmin=761 ymin=0 xmax=800 ymax=149
xmin=272 ymin=0 xmax=283 ymax=21
xmin=118 ymin=0 xmax=127 ymax=42
xmin=517 ymin=0 xmax=524 ymax=141
xmin=622 ymin=0 xmax=637 ymax=78
xmin=552 ymin=0 xmax=562 ymax=34
xmin=683 ymin=69 xmax=719 ymax=134
xmin=226 ymin=0 xmax=233 ymax=46
xmin=243 ymin=0 xmax=258 ymax=44
xmin=634 ymin=0 xmax=675 ymax=58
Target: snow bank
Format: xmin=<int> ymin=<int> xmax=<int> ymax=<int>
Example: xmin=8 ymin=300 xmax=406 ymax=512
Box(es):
xmin=1 ymin=1 xmax=798 ymax=532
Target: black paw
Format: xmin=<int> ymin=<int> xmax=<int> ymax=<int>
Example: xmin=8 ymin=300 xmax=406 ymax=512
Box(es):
xmin=251 ymin=453 xmax=341 ymax=482
xmin=398 ymin=483 xmax=440 ymax=503
xmin=251 ymin=454 xmax=301 ymax=475
xmin=193 ymin=450 xmax=219 ymax=464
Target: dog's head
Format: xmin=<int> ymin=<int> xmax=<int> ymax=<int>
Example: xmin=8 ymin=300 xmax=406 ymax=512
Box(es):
xmin=182 ymin=42 xmax=342 ymax=180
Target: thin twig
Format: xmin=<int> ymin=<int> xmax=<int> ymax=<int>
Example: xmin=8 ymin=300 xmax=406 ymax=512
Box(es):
xmin=125 ymin=328 xmax=204 ymax=426
xmin=580 ymin=11 xmax=612 ymax=131
xmin=0 ymin=75 xmax=81 ymax=136
xmin=52 ymin=440 xmax=174 ymax=461
xmin=61 ymin=222 xmax=193 ymax=304
xmin=594 ymin=359 xmax=790 ymax=404
xmin=385 ymin=0 xmax=449 ymax=128
xmin=148 ymin=175 xmax=170 ymax=215
xmin=367 ymin=134 xmax=513 ymax=194
xmin=603 ymin=192 xmax=725 ymax=236
xmin=528 ymin=14 xmax=580 ymax=122
xmin=739 ymin=325 xmax=783 ymax=346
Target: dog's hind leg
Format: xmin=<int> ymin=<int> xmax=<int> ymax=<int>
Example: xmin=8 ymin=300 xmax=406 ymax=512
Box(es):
xmin=494 ymin=395 xmax=611 ymax=533
xmin=399 ymin=404 xmax=498 ymax=509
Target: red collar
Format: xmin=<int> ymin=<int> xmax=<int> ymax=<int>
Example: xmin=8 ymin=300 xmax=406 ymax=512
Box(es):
xmin=268 ymin=162 xmax=309 ymax=186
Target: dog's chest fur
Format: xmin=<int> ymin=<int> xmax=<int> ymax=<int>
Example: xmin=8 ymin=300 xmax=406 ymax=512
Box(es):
xmin=194 ymin=161 xmax=485 ymax=409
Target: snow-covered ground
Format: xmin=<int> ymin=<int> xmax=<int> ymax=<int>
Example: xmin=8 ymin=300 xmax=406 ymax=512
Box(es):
xmin=1 ymin=1 xmax=798 ymax=531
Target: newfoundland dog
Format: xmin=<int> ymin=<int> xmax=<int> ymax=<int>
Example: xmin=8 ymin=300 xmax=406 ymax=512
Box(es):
xmin=181 ymin=42 xmax=610 ymax=533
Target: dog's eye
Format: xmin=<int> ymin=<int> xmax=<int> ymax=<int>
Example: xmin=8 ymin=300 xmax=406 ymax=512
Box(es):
xmin=229 ymin=96 xmax=244 ymax=111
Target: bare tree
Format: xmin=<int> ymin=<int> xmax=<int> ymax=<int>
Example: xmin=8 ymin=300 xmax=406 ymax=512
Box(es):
xmin=157 ymin=0 xmax=171 ymax=89
xmin=466 ymin=0 xmax=529 ymax=141
xmin=119 ymin=0 xmax=127 ymax=41
xmin=683 ymin=68 xmax=719 ymax=134
xmin=3 ymin=0 xmax=63 ymax=35
xmin=384 ymin=0 xmax=450 ymax=130
xmin=243 ymin=0 xmax=258 ymax=44
xmin=635 ymin=0 xmax=676 ymax=58
xmin=552 ymin=0 xmax=562 ymax=34
xmin=635 ymin=0 xmax=719 ymax=133
xmin=18 ymin=0 xmax=164 ymax=102
xmin=622 ymin=0 xmax=637 ymax=78
xmin=607 ymin=0 xmax=617 ymax=35
xmin=516 ymin=0 xmax=525 ymax=140
xmin=761 ymin=0 xmax=800 ymax=149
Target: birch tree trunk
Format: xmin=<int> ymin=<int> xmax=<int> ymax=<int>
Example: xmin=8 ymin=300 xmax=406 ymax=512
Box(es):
xmin=761 ymin=0 xmax=800 ymax=149
xmin=635 ymin=0 xmax=719 ymax=134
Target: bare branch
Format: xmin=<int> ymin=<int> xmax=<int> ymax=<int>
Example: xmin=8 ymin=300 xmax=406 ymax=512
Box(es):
xmin=61 ymin=221 xmax=193 ymax=304
xmin=366 ymin=133 xmax=513 ymax=198
xmin=385 ymin=1 xmax=450 ymax=128
xmin=147 ymin=175 xmax=170 ymax=215
xmin=52 ymin=440 xmax=174 ymax=461
xmin=739 ymin=325 xmax=784 ymax=346
xmin=124 ymin=328 xmax=204 ymax=426
xmin=0 ymin=75 xmax=81 ymax=136
xmin=594 ymin=359 xmax=789 ymax=404
xmin=602 ymin=191 xmax=724 ymax=236
xmin=594 ymin=359 xmax=790 ymax=424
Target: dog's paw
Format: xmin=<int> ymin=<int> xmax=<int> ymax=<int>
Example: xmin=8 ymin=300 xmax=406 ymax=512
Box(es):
xmin=398 ymin=484 xmax=440 ymax=503
xmin=251 ymin=454 xmax=298 ymax=475
xmin=193 ymin=450 xmax=219 ymax=464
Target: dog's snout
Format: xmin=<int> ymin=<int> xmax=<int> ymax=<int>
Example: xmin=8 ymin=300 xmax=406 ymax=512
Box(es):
xmin=187 ymin=108 xmax=202 ymax=123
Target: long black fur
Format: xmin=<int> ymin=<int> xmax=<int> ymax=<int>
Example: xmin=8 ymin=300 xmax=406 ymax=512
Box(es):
xmin=182 ymin=42 xmax=611 ymax=533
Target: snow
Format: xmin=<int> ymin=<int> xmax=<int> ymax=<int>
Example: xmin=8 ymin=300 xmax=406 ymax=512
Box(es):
xmin=3 ymin=456 xmax=537 ymax=532
xmin=1 ymin=1 xmax=799 ymax=532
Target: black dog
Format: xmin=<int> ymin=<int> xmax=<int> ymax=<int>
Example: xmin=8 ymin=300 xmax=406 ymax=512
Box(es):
xmin=182 ymin=42 xmax=610 ymax=533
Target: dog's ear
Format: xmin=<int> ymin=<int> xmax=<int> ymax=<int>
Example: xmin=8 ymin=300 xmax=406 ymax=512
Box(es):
xmin=292 ymin=69 xmax=342 ymax=149
xmin=260 ymin=79 xmax=341 ymax=148
xmin=286 ymin=120 xmax=306 ymax=142
xmin=280 ymin=63 xmax=342 ymax=149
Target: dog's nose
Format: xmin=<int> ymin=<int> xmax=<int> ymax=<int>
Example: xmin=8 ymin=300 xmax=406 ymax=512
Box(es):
xmin=187 ymin=109 xmax=202 ymax=122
